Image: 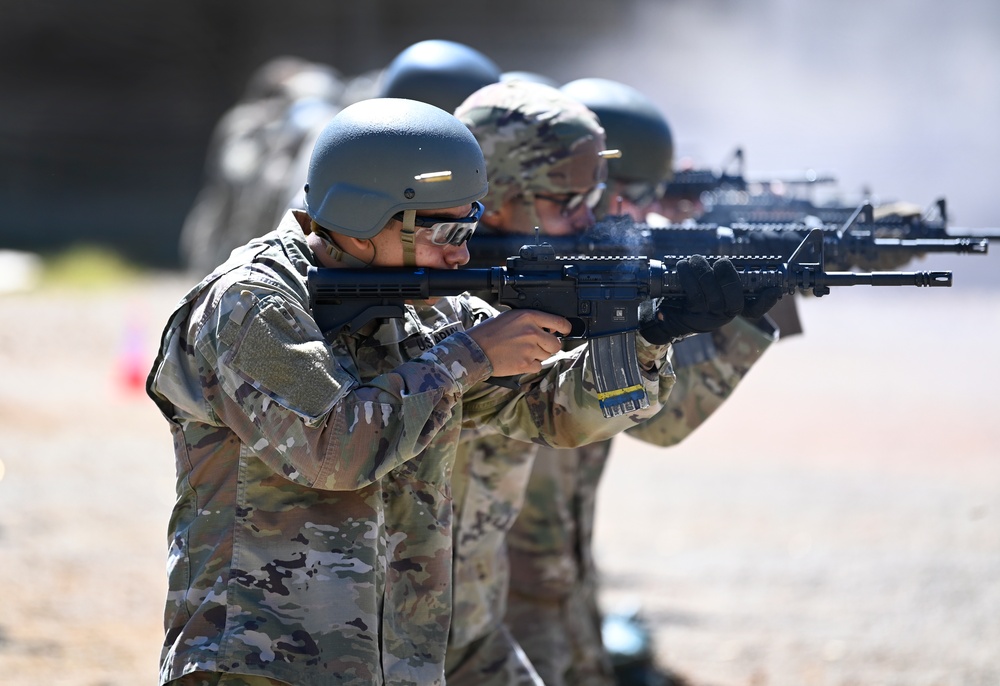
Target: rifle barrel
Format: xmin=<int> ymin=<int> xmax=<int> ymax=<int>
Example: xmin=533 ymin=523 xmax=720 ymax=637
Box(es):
xmin=818 ymin=271 xmax=954 ymax=287
xmin=947 ymin=229 xmax=1000 ymax=241
xmin=874 ymin=237 xmax=988 ymax=254
xmin=657 ymin=265 xmax=953 ymax=295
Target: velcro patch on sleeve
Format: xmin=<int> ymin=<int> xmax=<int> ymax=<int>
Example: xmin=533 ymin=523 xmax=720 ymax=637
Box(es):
xmin=225 ymin=299 xmax=351 ymax=422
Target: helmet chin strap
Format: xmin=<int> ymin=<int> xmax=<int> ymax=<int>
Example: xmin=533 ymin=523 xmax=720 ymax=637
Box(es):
xmin=400 ymin=209 xmax=418 ymax=266
xmin=309 ymin=220 xmax=372 ymax=267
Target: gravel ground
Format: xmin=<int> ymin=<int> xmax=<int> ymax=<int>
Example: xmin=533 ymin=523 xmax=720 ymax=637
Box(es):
xmin=0 ymin=265 xmax=997 ymax=686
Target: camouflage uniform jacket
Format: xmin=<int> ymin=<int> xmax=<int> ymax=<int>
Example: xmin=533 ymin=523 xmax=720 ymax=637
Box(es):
xmin=448 ymin=317 xmax=775 ymax=656
xmin=146 ymin=210 xmax=675 ymax=686
xmin=503 ymin=318 xmax=776 ymax=686
xmin=506 ymin=317 xmax=776 ymax=601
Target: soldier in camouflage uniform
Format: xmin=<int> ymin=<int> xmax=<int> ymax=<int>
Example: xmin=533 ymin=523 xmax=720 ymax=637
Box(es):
xmin=503 ymin=78 xmax=696 ymax=686
xmin=450 ymin=80 xmax=781 ymax=686
xmin=182 ymin=41 xmax=499 ymax=282
xmin=179 ymin=56 xmax=345 ymax=278
xmin=446 ymin=80 xmax=780 ymax=686
xmin=146 ymin=97 xmax=748 ymax=686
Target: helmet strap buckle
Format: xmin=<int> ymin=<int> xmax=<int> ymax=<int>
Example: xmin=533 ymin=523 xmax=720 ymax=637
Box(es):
xmin=400 ymin=209 xmax=418 ymax=266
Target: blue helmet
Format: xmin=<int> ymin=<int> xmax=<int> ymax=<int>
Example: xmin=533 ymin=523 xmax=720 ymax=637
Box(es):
xmin=378 ymin=39 xmax=502 ymax=114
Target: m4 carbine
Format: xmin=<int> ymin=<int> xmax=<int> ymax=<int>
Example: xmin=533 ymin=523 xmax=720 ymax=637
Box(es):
xmin=700 ymin=195 xmax=1000 ymax=242
xmin=464 ymin=202 xmax=988 ymax=270
xmin=308 ymin=230 xmax=951 ymax=419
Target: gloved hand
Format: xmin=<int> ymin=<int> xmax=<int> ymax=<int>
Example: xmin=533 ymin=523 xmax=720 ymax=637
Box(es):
xmin=639 ymin=255 xmax=744 ymax=344
xmin=741 ymin=286 xmax=784 ymax=320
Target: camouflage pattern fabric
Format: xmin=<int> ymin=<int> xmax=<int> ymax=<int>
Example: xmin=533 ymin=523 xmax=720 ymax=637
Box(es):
xmin=443 ymin=320 xmax=773 ymax=685
xmin=504 ymin=317 xmax=776 ymax=686
xmin=147 ymin=210 xmax=675 ymax=686
xmin=505 ymin=440 xmax=615 ymax=686
xmin=444 ymin=622 xmax=543 ymax=686
xmin=180 ymin=60 xmax=386 ymax=279
xmin=449 ymin=432 xmax=534 ymax=652
xmin=625 ymin=317 xmax=775 ymax=445
xmin=445 ymin=334 xmax=676 ymax=685
xmin=455 ymin=80 xmax=607 ymax=220
xmin=168 ymin=671 xmax=290 ymax=685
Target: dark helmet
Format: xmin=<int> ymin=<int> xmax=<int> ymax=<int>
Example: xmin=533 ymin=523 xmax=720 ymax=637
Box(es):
xmin=303 ymin=98 xmax=488 ymax=239
xmin=378 ymin=39 xmax=502 ymax=114
xmin=560 ymin=77 xmax=674 ymax=186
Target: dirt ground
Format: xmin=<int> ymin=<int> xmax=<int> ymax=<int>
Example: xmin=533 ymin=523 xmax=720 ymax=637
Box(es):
xmin=0 ymin=262 xmax=997 ymax=686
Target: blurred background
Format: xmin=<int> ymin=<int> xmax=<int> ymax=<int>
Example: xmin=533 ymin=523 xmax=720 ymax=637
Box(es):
xmin=1 ymin=0 xmax=998 ymax=267
xmin=1 ymin=1 xmax=998 ymax=685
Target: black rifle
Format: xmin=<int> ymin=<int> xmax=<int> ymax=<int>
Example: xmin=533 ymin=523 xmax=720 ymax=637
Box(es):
xmin=662 ymin=147 xmax=836 ymax=199
xmin=662 ymin=167 xmax=746 ymax=198
xmin=464 ymin=202 xmax=988 ymax=270
xmin=661 ymin=148 xmax=998 ymax=241
xmin=701 ymin=195 xmax=1000 ymax=241
xmin=662 ymin=149 xmax=745 ymax=199
xmin=308 ymin=230 xmax=951 ymax=419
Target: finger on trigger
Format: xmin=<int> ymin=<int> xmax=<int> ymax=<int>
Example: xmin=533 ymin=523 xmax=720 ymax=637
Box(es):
xmin=531 ymin=311 xmax=571 ymax=336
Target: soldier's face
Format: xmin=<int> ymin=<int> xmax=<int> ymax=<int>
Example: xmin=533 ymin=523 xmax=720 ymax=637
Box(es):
xmin=532 ymin=189 xmax=598 ymax=236
xmin=531 ymin=144 xmax=606 ymax=236
xmin=601 ymin=183 xmax=652 ymax=222
xmin=373 ymin=205 xmax=474 ymax=269
xmin=485 ymin=184 xmax=599 ymax=237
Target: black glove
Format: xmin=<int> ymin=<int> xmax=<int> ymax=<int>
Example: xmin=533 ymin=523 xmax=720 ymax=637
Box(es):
xmin=741 ymin=287 xmax=783 ymax=320
xmin=639 ymin=255 xmax=744 ymax=344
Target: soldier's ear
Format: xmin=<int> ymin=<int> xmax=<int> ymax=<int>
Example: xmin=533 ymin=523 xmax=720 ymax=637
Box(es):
xmin=342 ymin=235 xmax=375 ymax=252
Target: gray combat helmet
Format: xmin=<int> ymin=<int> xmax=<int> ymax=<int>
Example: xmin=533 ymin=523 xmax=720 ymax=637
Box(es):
xmin=303 ymin=98 xmax=488 ymax=239
xmin=560 ymin=78 xmax=674 ymax=185
xmin=378 ymin=39 xmax=501 ymax=114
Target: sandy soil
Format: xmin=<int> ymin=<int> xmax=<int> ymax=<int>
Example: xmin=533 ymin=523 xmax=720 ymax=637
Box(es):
xmin=597 ymin=279 xmax=1000 ymax=686
xmin=0 ymin=264 xmax=997 ymax=686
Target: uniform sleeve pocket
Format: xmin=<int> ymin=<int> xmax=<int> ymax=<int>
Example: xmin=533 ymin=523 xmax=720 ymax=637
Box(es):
xmin=221 ymin=299 xmax=353 ymax=425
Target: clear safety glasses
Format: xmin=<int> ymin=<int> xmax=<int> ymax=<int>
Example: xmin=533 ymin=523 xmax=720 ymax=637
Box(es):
xmin=620 ymin=180 xmax=667 ymax=207
xmin=395 ymin=201 xmax=484 ymax=246
xmin=535 ymin=183 xmax=606 ymax=217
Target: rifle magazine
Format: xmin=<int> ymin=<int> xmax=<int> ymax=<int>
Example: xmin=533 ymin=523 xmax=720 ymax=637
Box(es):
xmin=589 ymin=332 xmax=650 ymax=418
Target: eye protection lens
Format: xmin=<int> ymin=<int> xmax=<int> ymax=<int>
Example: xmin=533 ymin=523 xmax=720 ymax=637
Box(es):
xmin=537 ymin=183 xmax=606 ymax=217
xmin=621 ymin=181 xmax=665 ymax=207
xmin=394 ymin=201 xmax=484 ymax=246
